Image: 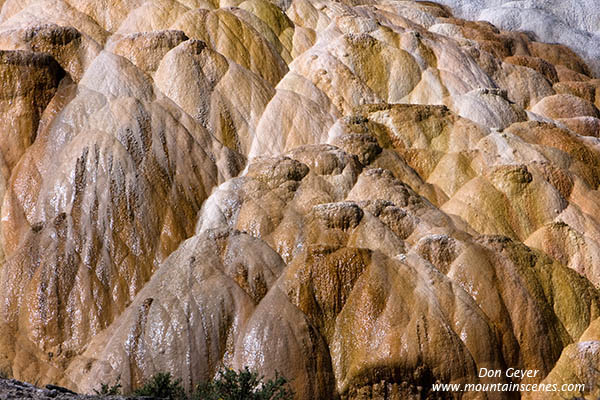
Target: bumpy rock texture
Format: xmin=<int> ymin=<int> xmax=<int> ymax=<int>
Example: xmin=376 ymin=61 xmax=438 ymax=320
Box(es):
xmin=433 ymin=0 xmax=600 ymax=78
xmin=0 ymin=0 xmax=599 ymax=399
xmin=0 ymin=378 xmax=133 ymax=400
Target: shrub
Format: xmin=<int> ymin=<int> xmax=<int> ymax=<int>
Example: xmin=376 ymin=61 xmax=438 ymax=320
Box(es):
xmin=133 ymin=372 xmax=186 ymax=400
xmin=94 ymin=376 xmax=122 ymax=395
xmin=193 ymin=367 xmax=294 ymax=400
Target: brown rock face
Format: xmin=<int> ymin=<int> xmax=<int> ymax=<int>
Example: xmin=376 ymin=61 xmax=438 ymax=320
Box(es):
xmin=528 ymin=41 xmax=592 ymax=77
xmin=0 ymin=50 xmax=64 ymax=174
xmin=531 ymin=93 xmax=600 ymax=120
xmin=69 ymin=139 xmax=600 ymax=399
xmin=504 ymin=55 xmax=559 ymax=84
xmin=0 ymin=49 xmax=65 ymax=274
xmin=0 ymin=1 xmax=599 ymax=399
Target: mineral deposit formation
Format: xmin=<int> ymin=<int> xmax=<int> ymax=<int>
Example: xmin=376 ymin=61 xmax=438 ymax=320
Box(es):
xmin=0 ymin=0 xmax=599 ymax=399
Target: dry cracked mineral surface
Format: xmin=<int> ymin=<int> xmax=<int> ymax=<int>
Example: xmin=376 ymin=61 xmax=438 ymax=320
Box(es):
xmin=0 ymin=0 xmax=600 ymax=399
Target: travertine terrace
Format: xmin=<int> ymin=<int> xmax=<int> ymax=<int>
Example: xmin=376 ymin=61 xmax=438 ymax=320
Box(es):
xmin=0 ymin=0 xmax=599 ymax=399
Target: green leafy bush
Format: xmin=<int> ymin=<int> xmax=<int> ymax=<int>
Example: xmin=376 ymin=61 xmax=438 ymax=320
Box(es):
xmin=193 ymin=367 xmax=294 ymax=400
xmin=94 ymin=376 xmax=122 ymax=395
xmin=133 ymin=372 xmax=186 ymax=400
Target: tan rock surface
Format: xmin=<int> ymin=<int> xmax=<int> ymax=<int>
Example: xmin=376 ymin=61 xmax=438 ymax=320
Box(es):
xmin=531 ymin=94 xmax=600 ymax=120
xmin=558 ymin=116 xmax=600 ymax=138
xmin=0 ymin=49 xmax=244 ymax=383
xmin=0 ymin=0 xmax=599 ymax=399
xmin=504 ymin=55 xmax=559 ymax=85
xmin=69 ymin=142 xmax=600 ymax=398
xmin=527 ymin=317 xmax=600 ymax=400
xmin=0 ymin=49 xmax=65 ymax=271
xmin=555 ymin=64 xmax=592 ymax=83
